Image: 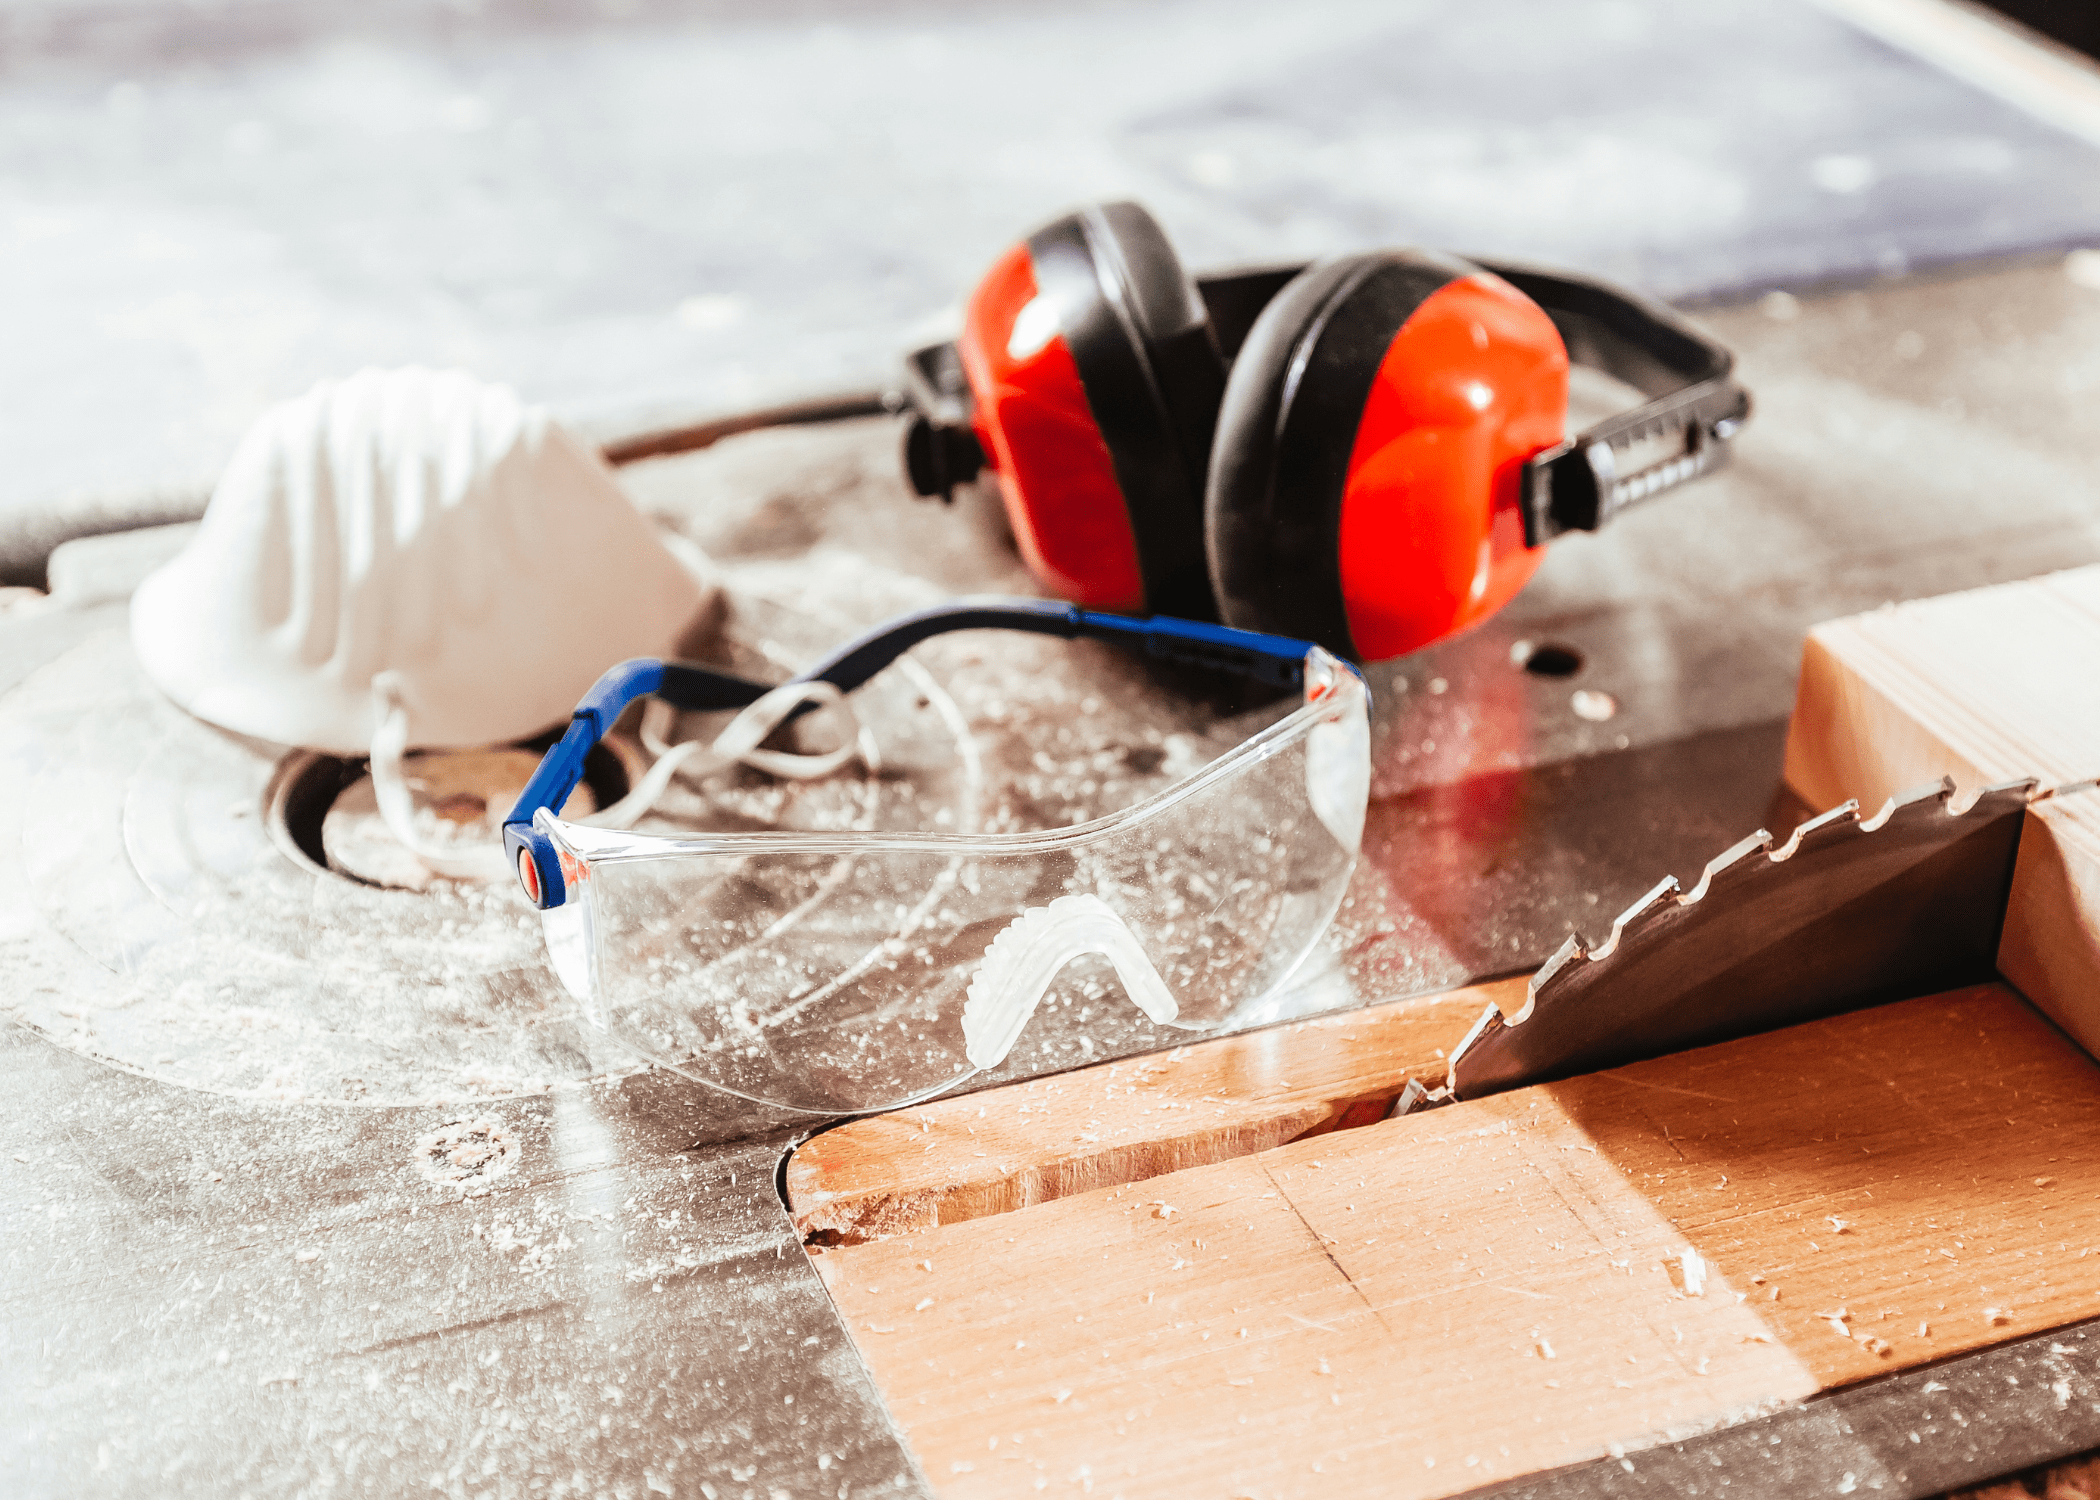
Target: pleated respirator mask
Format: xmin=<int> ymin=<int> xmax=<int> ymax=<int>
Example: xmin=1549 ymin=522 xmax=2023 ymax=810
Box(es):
xmin=127 ymin=367 xmax=861 ymax=878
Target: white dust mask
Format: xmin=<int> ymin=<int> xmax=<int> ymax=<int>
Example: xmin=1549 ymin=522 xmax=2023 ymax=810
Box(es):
xmin=131 ymin=366 xmax=720 ymax=878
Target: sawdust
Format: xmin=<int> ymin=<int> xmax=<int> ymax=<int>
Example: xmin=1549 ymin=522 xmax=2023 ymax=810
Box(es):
xmin=416 ymin=1117 xmax=518 ymax=1192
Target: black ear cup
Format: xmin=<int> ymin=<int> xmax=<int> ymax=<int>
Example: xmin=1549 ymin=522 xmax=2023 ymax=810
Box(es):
xmin=1024 ymin=202 xmax=1228 ymax=618
xmin=1205 ymin=249 xmax=1476 ymax=653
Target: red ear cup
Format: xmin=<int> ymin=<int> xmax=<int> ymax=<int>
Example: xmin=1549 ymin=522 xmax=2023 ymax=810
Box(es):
xmin=1206 ymin=250 xmax=1568 ymax=661
xmin=960 ymin=241 xmax=1142 ymax=608
xmin=956 ymin=203 xmax=1226 ymax=617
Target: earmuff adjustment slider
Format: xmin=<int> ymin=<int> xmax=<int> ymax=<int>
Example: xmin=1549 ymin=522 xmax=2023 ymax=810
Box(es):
xmin=1475 ymin=260 xmax=1751 ymax=548
xmin=900 ymin=339 xmax=985 ymax=501
xmin=1521 ymin=378 xmax=1753 ymax=546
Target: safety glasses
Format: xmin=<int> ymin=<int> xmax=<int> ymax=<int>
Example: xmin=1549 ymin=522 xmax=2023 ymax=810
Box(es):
xmin=504 ymin=600 xmax=1370 ymax=1114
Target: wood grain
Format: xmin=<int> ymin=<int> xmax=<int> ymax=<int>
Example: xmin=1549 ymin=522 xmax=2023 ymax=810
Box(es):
xmin=1782 ymin=565 xmax=2100 ymax=1058
xmin=789 ymin=978 xmax=1517 ymax=1243
xmin=812 ymin=985 xmax=2100 ymax=1499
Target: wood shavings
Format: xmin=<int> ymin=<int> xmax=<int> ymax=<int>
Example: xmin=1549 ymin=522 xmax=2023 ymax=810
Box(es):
xmin=1827 ymin=1217 xmax=1852 ymax=1234
xmin=1152 ymin=1202 xmax=1177 ymax=1220
xmin=1985 ymin=1307 xmax=2011 ymax=1326
xmin=1679 ymin=1249 xmax=1707 ymax=1297
xmin=2037 ymin=1176 xmax=2056 ymax=1187
xmin=914 ymin=1298 xmax=934 ymax=1311
xmin=1818 ymin=1308 xmax=1852 ymax=1339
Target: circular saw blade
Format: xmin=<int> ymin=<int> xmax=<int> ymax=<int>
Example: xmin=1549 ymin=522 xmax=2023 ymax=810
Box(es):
xmin=1447 ymin=776 xmax=2045 ymax=1099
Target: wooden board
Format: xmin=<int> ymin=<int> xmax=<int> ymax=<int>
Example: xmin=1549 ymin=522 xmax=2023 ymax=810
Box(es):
xmin=1783 ymin=564 xmax=2100 ymax=1059
xmin=802 ymin=984 xmax=2100 ymax=1499
xmin=789 ymin=979 xmax=1517 ymax=1243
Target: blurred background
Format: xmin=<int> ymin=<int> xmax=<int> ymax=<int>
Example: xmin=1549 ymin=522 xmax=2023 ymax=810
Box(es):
xmin=5 ymin=0 xmax=2100 ymax=559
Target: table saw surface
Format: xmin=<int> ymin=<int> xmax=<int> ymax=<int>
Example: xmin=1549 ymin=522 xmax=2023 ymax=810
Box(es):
xmin=11 ymin=0 xmax=2100 ymax=1492
xmin=7 ymin=254 xmax=2100 ymax=1497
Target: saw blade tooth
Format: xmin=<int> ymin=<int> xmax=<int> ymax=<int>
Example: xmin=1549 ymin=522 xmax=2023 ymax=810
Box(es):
xmin=1772 ymin=798 xmax=1861 ymax=861
xmin=1984 ymin=774 xmax=2043 ymax=799
xmin=1508 ymin=933 xmax=1586 ymax=1027
xmin=1681 ymin=828 xmax=1776 ymax=905
xmin=1588 ymin=875 xmax=1681 ymax=962
xmin=1388 ymin=1079 xmax=1454 ymax=1118
xmin=1962 ymin=774 xmax=2043 ymax=808
xmin=2035 ymin=775 xmax=2097 ymax=804
xmin=1953 ymin=777 xmax=2043 ymax=819
xmin=1859 ymin=776 xmax=1956 ymax=832
xmin=1445 ymin=999 xmax=1511 ymax=1086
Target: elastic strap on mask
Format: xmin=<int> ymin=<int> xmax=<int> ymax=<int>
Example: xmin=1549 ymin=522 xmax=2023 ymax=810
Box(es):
xmin=374 ymin=670 xmax=872 ymax=881
xmin=583 ymin=678 xmax=875 ymax=831
xmin=368 ymin=673 xmax=515 ymax=882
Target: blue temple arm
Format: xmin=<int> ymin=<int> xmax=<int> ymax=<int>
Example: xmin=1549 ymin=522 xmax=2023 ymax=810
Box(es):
xmin=503 ymin=601 xmax=1327 ymax=908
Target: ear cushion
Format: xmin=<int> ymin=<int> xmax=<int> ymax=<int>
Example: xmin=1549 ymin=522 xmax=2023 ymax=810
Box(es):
xmin=1082 ymin=202 xmax=1228 ymax=510
xmin=977 ymin=203 xmax=1224 ymax=618
xmin=1206 ymin=250 xmax=1568 ymax=661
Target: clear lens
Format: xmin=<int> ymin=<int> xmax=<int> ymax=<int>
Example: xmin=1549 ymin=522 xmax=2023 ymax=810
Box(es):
xmin=539 ymin=653 xmax=1368 ymax=1113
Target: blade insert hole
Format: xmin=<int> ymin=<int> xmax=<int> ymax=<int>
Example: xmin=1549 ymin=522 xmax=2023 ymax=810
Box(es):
xmin=1514 ymin=641 xmax=1584 ymax=678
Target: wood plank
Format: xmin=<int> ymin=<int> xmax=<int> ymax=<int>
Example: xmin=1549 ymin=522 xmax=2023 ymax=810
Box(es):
xmin=789 ymin=978 xmax=1517 ymax=1244
xmin=810 ymin=985 xmax=2100 ymax=1499
xmin=1782 ymin=565 xmax=2100 ymax=1058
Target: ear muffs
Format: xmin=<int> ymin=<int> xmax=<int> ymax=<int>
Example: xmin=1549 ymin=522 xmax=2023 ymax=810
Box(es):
xmin=909 ymin=203 xmax=1751 ymax=664
xmin=1206 ymin=250 xmax=1569 ymax=661
xmin=953 ymin=202 xmax=1226 ymax=618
